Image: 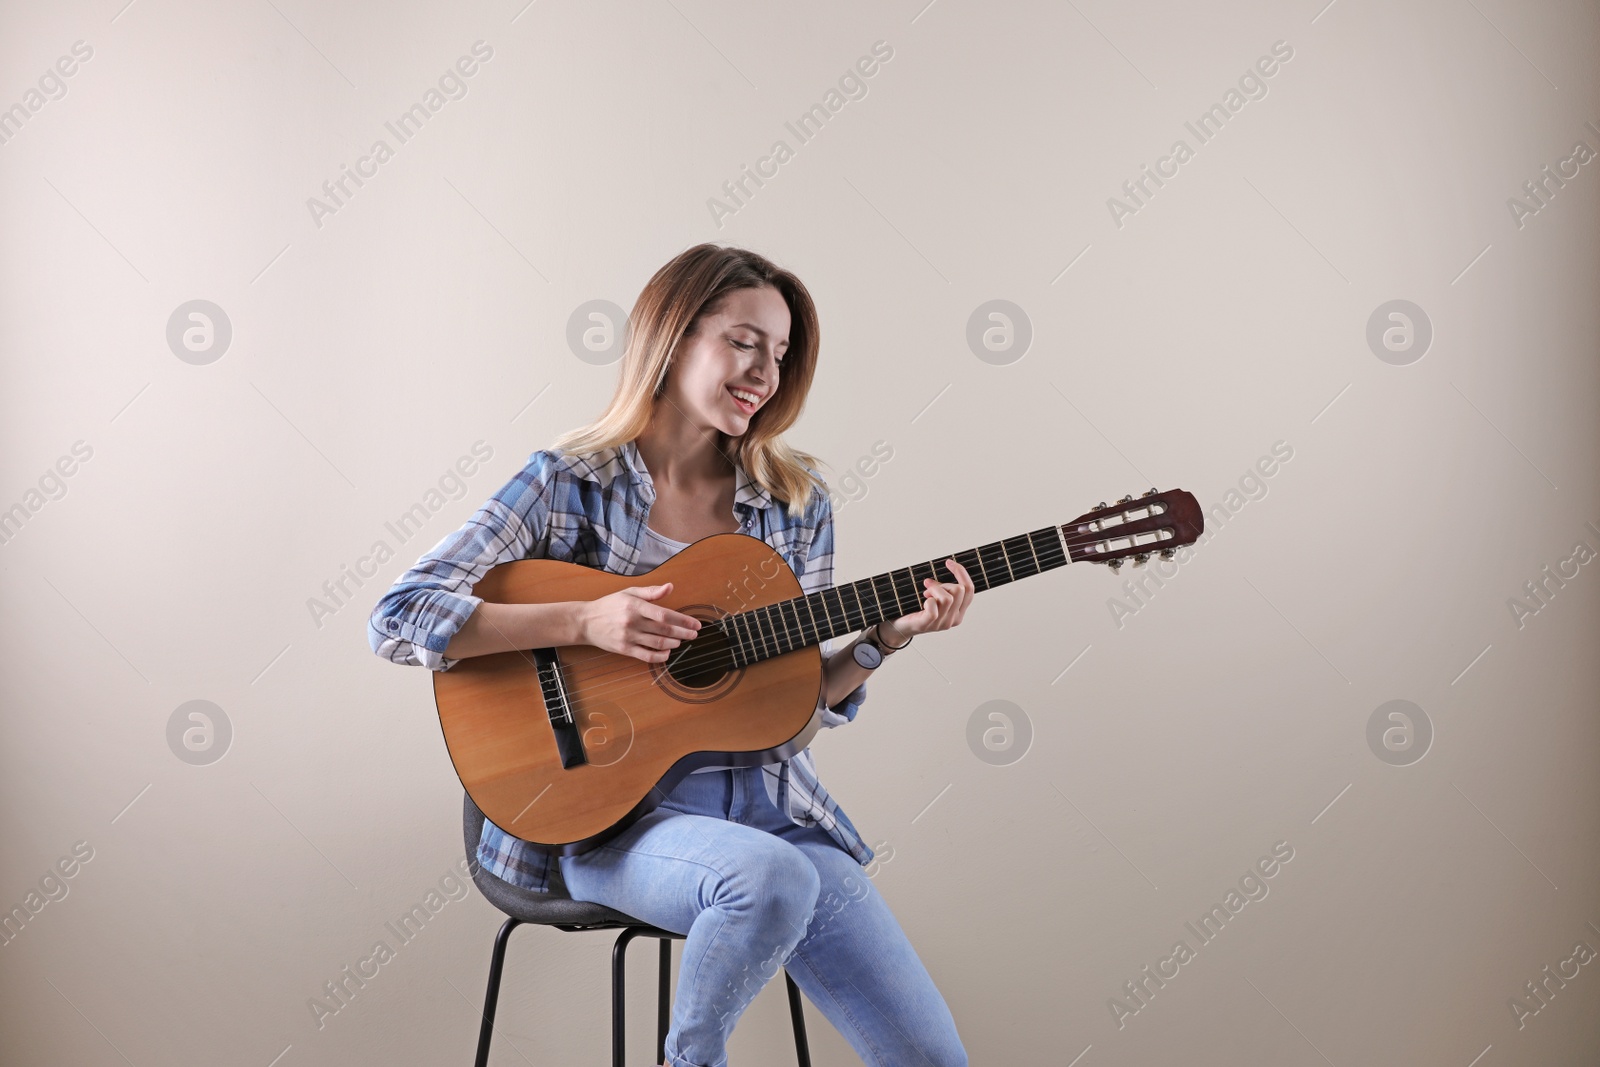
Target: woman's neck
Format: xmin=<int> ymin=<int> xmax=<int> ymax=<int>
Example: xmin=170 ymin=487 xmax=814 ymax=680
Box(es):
xmin=633 ymin=412 xmax=734 ymax=492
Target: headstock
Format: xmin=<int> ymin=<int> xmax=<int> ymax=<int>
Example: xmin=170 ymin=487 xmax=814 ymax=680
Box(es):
xmin=1062 ymin=489 xmax=1203 ymax=571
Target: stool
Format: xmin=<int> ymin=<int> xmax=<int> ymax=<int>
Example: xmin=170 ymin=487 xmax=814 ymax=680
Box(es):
xmin=463 ymin=793 xmax=813 ymax=1067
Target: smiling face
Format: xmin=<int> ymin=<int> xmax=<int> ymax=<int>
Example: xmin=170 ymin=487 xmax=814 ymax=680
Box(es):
xmin=661 ymin=285 xmax=790 ymax=439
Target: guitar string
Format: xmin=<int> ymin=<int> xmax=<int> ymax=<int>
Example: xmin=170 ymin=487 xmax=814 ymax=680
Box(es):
xmin=501 ymin=521 xmax=1187 ymax=704
xmin=517 ymin=522 xmax=1105 ymax=684
xmin=499 ymin=529 xmax=1179 ymax=708
xmin=514 ymin=531 xmax=1080 ymax=692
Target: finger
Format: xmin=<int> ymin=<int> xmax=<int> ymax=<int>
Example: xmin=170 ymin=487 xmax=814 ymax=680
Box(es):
xmin=636 ymin=624 xmax=692 ymax=647
xmin=943 ymin=562 xmax=972 ymax=603
xmin=625 ymin=582 xmax=673 ymax=600
xmin=644 ymin=605 xmax=702 ymax=636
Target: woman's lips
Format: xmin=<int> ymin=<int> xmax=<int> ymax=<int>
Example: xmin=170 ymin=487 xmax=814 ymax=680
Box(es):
xmin=727 ymin=387 xmax=757 ymax=414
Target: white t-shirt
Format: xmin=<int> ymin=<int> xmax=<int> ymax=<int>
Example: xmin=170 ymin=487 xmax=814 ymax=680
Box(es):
xmin=634 ymin=525 xmax=734 ymax=774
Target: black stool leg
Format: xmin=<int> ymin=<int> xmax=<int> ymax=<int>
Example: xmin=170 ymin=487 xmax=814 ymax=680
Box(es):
xmin=474 ymin=918 xmax=523 ymax=1067
xmin=612 ymin=927 xmax=647 ymax=1067
xmin=656 ymin=938 xmax=672 ymax=1066
xmin=785 ymin=970 xmax=811 ymax=1067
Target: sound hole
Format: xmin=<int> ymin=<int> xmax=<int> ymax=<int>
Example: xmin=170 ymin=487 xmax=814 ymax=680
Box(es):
xmin=664 ymin=622 xmax=734 ymax=690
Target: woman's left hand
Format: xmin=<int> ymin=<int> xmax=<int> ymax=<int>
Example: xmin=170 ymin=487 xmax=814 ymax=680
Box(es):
xmin=880 ymin=557 xmax=974 ymax=641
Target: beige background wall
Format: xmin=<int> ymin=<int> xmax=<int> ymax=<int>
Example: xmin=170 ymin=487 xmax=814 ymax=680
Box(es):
xmin=2 ymin=1 xmax=1597 ymax=1064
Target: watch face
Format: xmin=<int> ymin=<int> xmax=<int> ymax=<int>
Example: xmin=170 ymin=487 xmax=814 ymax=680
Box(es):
xmin=852 ymin=641 xmax=883 ymax=669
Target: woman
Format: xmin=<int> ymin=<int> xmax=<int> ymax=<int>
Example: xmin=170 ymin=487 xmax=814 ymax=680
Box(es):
xmin=370 ymin=243 xmax=973 ymax=1066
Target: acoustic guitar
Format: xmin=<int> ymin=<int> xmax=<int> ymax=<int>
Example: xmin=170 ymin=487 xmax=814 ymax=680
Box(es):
xmin=434 ymin=488 xmax=1203 ymax=853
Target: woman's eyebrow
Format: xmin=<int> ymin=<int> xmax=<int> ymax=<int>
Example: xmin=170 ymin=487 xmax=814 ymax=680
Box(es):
xmin=729 ymin=322 xmax=789 ymax=347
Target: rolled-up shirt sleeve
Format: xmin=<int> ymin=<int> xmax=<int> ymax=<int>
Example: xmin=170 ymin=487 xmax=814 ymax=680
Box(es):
xmin=799 ymin=481 xmax=868 ymax=727
xmin=368 ymin=451 xmax=556 ymax=671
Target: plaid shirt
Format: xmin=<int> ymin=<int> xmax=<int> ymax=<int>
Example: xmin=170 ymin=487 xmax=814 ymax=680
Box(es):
xmin=368 ymin=438 xmax=874 ymax=893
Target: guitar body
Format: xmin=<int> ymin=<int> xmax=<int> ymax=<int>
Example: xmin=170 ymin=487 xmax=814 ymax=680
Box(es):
xmin=434 ymin=532 xmax=824 ymax=856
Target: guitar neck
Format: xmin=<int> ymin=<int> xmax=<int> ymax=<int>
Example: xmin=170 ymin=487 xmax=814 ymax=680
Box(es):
xmin=718 ymin=524 xmax=1072 ymax=668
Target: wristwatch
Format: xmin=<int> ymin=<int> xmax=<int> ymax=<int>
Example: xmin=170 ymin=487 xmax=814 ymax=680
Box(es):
xmin=852 ymin=623 xmax=910 ymax=670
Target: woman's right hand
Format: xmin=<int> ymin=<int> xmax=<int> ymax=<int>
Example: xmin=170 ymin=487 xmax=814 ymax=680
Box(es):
xmin=578 ymin=583 xmax=702 ymax=663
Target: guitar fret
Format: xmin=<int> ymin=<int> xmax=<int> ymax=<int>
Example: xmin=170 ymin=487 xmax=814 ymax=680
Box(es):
xmin=999 ymin=538 xmax=1025 ymax=580
xmin=864 ymin=578 xmax=879 ymax=622
xmin=766 ymin=602 xmax=785 ymax=656
xmin=737 ymin=608 xmax=755 ymax=662
xmin=1030 ymin=532 xmax=1053 ymax=572
xmin=778 ymin=599 xmax=800 ymax=653
xmin=762 ymin=603 xmax=781 ymax=656
xmin=891 ymin=568 xmax=920 ymax=616
xmin=769 ymin=603 xmax=788 ymax=656
xmin=850 ymin=581 xmax=873 ymax=630
xmin=824 ymin=588 xmax=847 ymax=634
xmin=1022 ymin=531 xmax=1042 ymax=574
xmin=873 ymin=573 xmax=901 ymax=618
xmin=800 ymin=594 xmax=822 ymax=645
xmin=957 ymin=548 xmax=989 ymax=591
xmin=978 ymin=542 xmax=1008 ymax=588
xmin=748 ymin=607 xmax=768 ymax=659
xmin=1038 ymin=526 xmax=1067 ymax=568
xmin=1003 ymin=534 xmax=1035 ymax=579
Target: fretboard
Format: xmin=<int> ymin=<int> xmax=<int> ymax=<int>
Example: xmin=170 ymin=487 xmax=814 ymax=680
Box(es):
xmin=718 ymin=524 xmax=1071 ymax=668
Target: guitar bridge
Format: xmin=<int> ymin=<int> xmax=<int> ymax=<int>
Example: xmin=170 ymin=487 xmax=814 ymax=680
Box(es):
xmin=533 ymin=647 xmax=586 ymax=769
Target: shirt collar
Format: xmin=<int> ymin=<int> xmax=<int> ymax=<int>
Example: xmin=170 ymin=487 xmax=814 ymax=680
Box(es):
xmin=571 ymin=438 xmax=773 ymax=513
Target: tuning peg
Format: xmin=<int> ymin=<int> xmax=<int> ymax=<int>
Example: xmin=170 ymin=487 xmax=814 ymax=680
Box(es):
xmin=1141 ymin=487 xmax=1158 ymax=497
xmin=1095 ymin=500 xmax=1107 ymax=510
xmin=1159 ymin=548 xmax=1176 ymax=560
xmin=1132 ymin=552 xmax=1151 ymax=566
xmin=1117 ymin=494 xmax=1134 ymax=505
xmin=1107 ymin=558 xmax=1123 ymax=572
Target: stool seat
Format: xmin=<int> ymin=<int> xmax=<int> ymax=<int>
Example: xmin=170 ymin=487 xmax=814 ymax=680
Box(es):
xmin=469 ymin=866 xmax=664 ymax=931
xmin=464 ymin=792 xmax=669 ymax=929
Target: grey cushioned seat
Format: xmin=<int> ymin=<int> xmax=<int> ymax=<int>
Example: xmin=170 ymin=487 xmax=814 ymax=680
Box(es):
xmin=462 ymin=792 xmax=664 ymax=930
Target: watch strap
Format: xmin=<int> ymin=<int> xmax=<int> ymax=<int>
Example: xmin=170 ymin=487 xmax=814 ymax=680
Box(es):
xmin=871 ymin=622 xmax=912 ymax=652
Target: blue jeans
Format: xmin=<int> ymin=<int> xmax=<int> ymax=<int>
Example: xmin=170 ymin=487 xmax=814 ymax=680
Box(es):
xmin=557 ymin=765 xmax=967 ymax=1067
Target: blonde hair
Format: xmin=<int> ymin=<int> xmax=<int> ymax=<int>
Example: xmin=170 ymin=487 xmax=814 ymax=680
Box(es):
xmin=550 ymin=243 xmax=828 ymax=519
